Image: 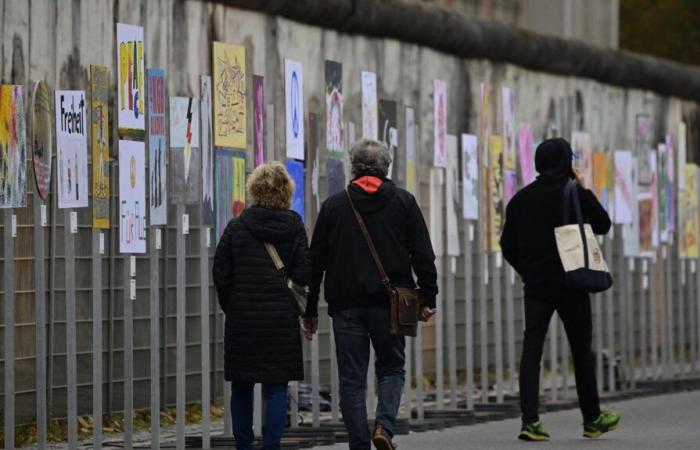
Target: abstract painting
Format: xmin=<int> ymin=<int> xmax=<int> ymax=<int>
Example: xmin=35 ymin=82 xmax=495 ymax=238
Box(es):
xmin=405 ymin=107 xmax=417 ymax=194
xmin=361 ymin=71 xmax=378 ymax=140
xmin=213 ymin=42 xmax=246 ymax=149
xmin=147 ymin=69 xmax=167 ymax=225
xmin=253 ymin=75 xmax=265 ymax=167
xmin=286 ymin=159 xmax=305 ymax=222
xmin=681 ymin=164 xmax=699 ymax=258
xmin=201 ymin=76 xmax=215 ymax=226
xmin=678 ymin=122 xmax=687 ymax=189
xmin=479 ymin=83 xmax=491 ymax=167
xmin=378 ymin=99 xmax=398 ymax=179
xmin=215 ymin=149 xmax=246 ymax=239
xmin=462 ymin=133 xmax=478 ymax=220
xmin=635 ymin=114 xmax=652 ymax=185
xmin=614 ymin=150 xmax=633 ymax=224
xmin=285 ymin=59 xmax=305 ymax=160
xmin=169 ymin=96 xmax=200 ymax=205
xmin=592 ymin=152 xmax=608 ymax=210
xmin=638 ymin=192 xmax=653 ymax=256
xmin=117 ymin=23 xmax=145 ymax=139
xmin=32 ymin=81 xmax=52 ymax=200
xmin=571 ymin=131 xmax=593 ymax=188
xmin=90 ymin=65 xmax=110 ymax=228
xmin=433 ymin=79 xmax=447 ymax=168
xmin=119 ymin=140 xmax=146 ymax=254
xmin=1 ymin=85 xmax=27 ymax=208
xmin=489 ymin=135 xmax=504 ymax=253
xmin=55 ymin=90 xmax=88 ymax=209
xmin=648 ymin=150 xmax=659 ymax=248
xmin=518 ymin=123 xmax=535 ymax=185
xmin=502 ymin=86 xmax=516 ymax=171
xmin=326 ymin=60 xmax=343 ymax=156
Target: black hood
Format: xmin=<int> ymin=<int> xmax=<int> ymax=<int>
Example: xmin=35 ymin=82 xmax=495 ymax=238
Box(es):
xmin=240 ymin=206 xmax=299 ymax=243
xmin=348 ymin=178 xmax=397 ymax=215
xmin=535 ymin=138 xmax=574 ymax=181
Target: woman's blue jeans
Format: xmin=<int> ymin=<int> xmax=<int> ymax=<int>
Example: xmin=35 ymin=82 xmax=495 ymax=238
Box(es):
xmin=230 ymin=382 xmax=288 ymax=450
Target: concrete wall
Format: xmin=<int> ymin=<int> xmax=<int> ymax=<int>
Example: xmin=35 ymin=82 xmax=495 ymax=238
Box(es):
xmin=1 ymin=0 xmax=699 ymax=423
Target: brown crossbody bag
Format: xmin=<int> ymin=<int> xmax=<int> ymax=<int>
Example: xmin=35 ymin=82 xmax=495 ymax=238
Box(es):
xmin=346 ymin=190 xmax=420 ymax=337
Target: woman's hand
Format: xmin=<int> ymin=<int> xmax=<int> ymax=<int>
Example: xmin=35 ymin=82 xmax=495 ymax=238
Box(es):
xmin=419 ymin=306 xmax=436 ymax=322
xmin=302 ymin=317 xmax=318 ymax=340
xmin=572 ymin=166 xmax=585 ymax=188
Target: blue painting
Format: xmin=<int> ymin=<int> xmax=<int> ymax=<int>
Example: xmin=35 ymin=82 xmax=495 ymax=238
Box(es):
xmin=286 ymin=159 xmax=305 ymax=222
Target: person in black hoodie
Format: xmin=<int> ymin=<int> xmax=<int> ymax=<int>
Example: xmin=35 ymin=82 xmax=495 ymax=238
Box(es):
xmin=500 ymin=138 xmax=620 ymax=442
xmin=213 ymin=163 xmax=311 ymax=450
xmin=308 ymin=139 xmax=438 ymax=450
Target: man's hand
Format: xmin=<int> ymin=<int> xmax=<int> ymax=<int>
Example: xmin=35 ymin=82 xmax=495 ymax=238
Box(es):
xmin=302 ymin=317 xmax=318 ymax=340
xmin=419 ymin=306 xmax=436 ymax=322
xmin=572 ymin=166 xmax=585 ymax=188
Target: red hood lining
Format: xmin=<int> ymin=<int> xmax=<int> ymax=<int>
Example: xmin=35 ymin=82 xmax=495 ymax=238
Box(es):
xmin=352 ymin=176 xmax=383 ymax=194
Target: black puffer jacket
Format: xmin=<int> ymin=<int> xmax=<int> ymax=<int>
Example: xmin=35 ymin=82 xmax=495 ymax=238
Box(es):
xmin=213 ymin=206 xmax=311 ymax=383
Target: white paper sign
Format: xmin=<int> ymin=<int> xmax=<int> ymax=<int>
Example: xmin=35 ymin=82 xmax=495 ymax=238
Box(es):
xmin=55 ymin=90 xmax=89 ymax=208
xmin=118 ymin=140 xmax=147 ymax=254
xmin=70 ymin=211 xmax=78 ymax=234
xmin=99 ymin=232 xmax=105 ymax=254
xmin=496 ymin=252 xmax=503 ymax=268
xmin=206 ymin=228 xmax=211 ymax=248
xmin=462 ymin=134 xmax=479 ymax=220
xmin=361 ymin=71 xmax=378 ymax=140
xmin=11 ymin=214 xmax=17 ymax=238
xmin=41 ymin=204 xmax=47 ymax=227
xmin=130 ymin=278 xmax=136 ymax=300
xmin=182 ymin=214 xmax=190 ymax=235
xmin=130 ymin=255 xmax=136 ymax=276
xmin=285 ymin=59 xmax=305 ymax=160
xmin=433 ymin=80 xmax=447 ymax=167
xmin=156 ymin=228 xmax=162 ymax=250
xmin=469 ymin=224 xmax=474 ymax=242
xmin=445 ymin=135 xmax=460 ymax=257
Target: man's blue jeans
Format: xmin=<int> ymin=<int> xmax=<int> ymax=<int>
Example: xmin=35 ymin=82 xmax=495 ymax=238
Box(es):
xmin=332 ymin=307 xmax=406 ymax=450
xmin=230 ymin=382 xmax=288 ymax=450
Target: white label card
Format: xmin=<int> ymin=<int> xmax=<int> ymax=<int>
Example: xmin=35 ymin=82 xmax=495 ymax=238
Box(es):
xmin=41 ymin=204 xmax=48 ymax=227
xmin=642 ymin=260 xmax=648 ymax=272
xmin=70 ymin=211 xmax=78 ymax=234
xmin=206 ymin=228 xmax=211 ymax=248
xmin=182 ymin=214 xmax=189 ymax=235
xmin=642 ymin=275 xmax=648 ymax=290
xmin=451 ymin=257 xmax=457 ymax=274
xmin=11 ymin=214 xmax=16 ymax=238
xmin=130 ymin=279 xmax=136 ymax=300
xmin=692 ymin=261 xmax=697 ymax=274
xmin=510 ymin=268 xmax=515 ymax=285
xmin=130 ymin=255 xmax=136 ymax=277
xmin=99 ymin=232 xmax=105 ymax=255
xmin=628 ymin=258 xmax=635 ymax=271
xmin=484 ymin=267 xmax=489 ymax=284
xmin=469 ymin=224 xmax=474 ymax=242
xmin=156 ymin=228 xmax=162 ymax=250
xmin=662 ymin=246 xmax=667 ymax=259
xmin=496 ymin=252 xmax=503 ymax=268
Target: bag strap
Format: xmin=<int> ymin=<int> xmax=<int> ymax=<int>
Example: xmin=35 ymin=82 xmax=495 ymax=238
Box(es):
xmin=563 ymin=181 xmax=590 ymax=270
xmin=263 ymin=242 xmax=287 ymax=276
xmin=345 ymin=190 xmax=394 ymax=295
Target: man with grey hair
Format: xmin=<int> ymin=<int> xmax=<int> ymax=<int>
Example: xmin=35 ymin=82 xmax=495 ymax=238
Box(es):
xmin=307 ymin=139 xmax=438 ymax=450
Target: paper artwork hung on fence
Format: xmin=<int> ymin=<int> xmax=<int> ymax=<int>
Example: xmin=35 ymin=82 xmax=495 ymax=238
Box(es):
xmin=433 ymin=80 xmax=447 ymax=167
xmin=147 ymin=69 xmax=167 ymax=225
xmin=253 ymin=75 xmax=265 ymax=167
xmin=32 ymin=81 xmax=52 ymax=200
xmin=286 ymin=160 xmax=305 ymax=222
xmin=681 ymin=164 xmax=699 ymax=258
xmin=678 ymin=122 xmax=687 ymax=190
xmin=614 ymin=150 xmax=634 ymax=224
xmin=307 ymin=113 xmax=321 ymax=216
xmin=658 ymin=144 xmax=670 ymax=242
xmin=623 ymin=157 xmax=640 ymax=257
xmin=592 ymin=152 xmax=608 ymax=211
xmin=489 ymin=135 xmax=504 ymax=253
xmin=638 ymin=192 xmax=653 ymax=256
xmin=648 ymin=151 xmax=659 ymax=248
xmin=571 ymin=131 xmax=593 ymax=188
xmin=635 ymin=114 xmax=653 ymax=185
xmin=518 ymin=123 xmax=535 ymax=185
xmin=361 ymin=71 xmax=378 ymax=140
xmin=479 ymin=83 xmax=491 ymax=166
xmin=502 ymin=87 xmax=516 ymax=171
xmin=446 ymin=135 xmax=460 ymax=257
xmin=91 ymin=65 xmax=111 ymax=228
xmin=462 ymin=134 xmax=478 ymax=220
xmin=201 ymin=76 xmax=215 ymax=226
xmin=405 ymin=107 xmax=417 ymax=194
xmin=285 ymin=59 xmax=305 ymax=160
xmin=116 ymin=23 xmax=145 ymax=138
xmin=378 ymin=99 xmax=398 ymax=179
xmin=212 ymin=42 xmax=246 ymax=149
xmin=55 ymin=90 xmax=88 ymax=209
xmin=664 ymin=135 xmax=675 ymax=234
xmin=215 ymin=149 xmax=246 ymax=238
xmin=326 ymin=60 xmax=343 ymax=156
xmin=169 ymin=97 xmax=201 ymax=205
xmin=119 ymin=140 xmax=146 ymax=253
xmin=1 ymin=85 xmax=27 ymax=208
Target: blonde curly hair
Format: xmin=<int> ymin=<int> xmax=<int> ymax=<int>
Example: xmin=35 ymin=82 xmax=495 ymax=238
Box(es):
xmin=247 ymin=163 xmax=295 ymax=210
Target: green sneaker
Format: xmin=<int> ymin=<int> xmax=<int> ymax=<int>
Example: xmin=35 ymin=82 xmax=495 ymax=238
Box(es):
xmin=518 ymin=421 xmax=550 ymax=441
xmin=583 ymin=410 xmax=621 ymax=438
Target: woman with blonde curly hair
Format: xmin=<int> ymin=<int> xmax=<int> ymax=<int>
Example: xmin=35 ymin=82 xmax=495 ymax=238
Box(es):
xmin=213 ymin=162 xmax=312 ymax=450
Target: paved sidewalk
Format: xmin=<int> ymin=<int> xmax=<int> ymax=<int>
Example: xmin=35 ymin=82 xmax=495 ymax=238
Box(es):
xmin=317 ymin=390 xmax=700 ymax=450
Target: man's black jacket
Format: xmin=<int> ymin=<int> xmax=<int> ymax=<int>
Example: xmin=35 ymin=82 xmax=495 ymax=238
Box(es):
xmin=308 ymin=178 xmax=438 ymax=316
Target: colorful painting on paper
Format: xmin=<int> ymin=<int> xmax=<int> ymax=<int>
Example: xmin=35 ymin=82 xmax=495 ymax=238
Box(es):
xmin=326 ymin=60 xmax=343 ymax=156
xmin=286 ymin=160 xmax=305 ymax=222
xmin=378 ymin=99 xmax=398 ymax=179
xmin=253 ymin=75 xmax=265 ymax=167
xmin=169 ymin=96 xmax=201 ymax=205
xmin=614 ymin=150 xmax=633 ymax=224
xmin=405 ymin=107 xmax=417 ymax=194
xmin=623 ymin=157 xmax=640 ymax=257
xmin=462 ymin=133 xmax=478 ymax=220
xmin=117 ymin=23 xmax=145 ymax=138
xmin=285 ymin=59 xmax=305 ymax=160
xmin=32 ymin=81 xmax=52 ymax=200
xmin=518 ymin=123 xmax=535 ymax=185
xmin=635 ymin=114 xmax=652 ymax=185
xmin=592 ymin=152 xmax=608 ymax=210
xmin=0 ymin=85 xmax=27 ymax=208
xmin=571 ymin=131 xmax=593 ymax=188
xmin=638 ymin=192 xmax=653 ymax=256
xmin=606 ymin=152 xmax=616 ymax=221
xmin=681 ymin=164 xmax=699 ymax=258
xmin=678 ymin=122 xmax=687 ymax=189
xmin=119 ymin=140 xmax=146 ymax=253
xmin=90 ymin=65 xmax=110 ymax=228
xmin=502 ymin=87 xmax=516 ymax=171
xmin=658 ymin=144 xmax=669 ymax=242
xmin=147 ymin=69 xmax=167 ymax=225
xmin=201 ymin=76 xmax=215 ymax=226
xmin=361 ymin=71 xmax=378 ymax=140
xmin=664 ymin=134 xmax=675 ymax=233
xmin=433 ymin=80 xmax=447 ymax=167
xmin=55 ymin=90 xmax=88 ymax=209
xmin=446 ymin=135 xmax=460 ymax=257
xmin=489 ymin=135 xmax=504 ymax=253
xmin=479 ymin=83 xmax=491 ymax=167
xmin=213 ymin=42 xmax=246 ymax=149
xmin=648 ymin=151 xmax=659 ymax=248
xmin=215 ymin=149 xmax=246 ymax=238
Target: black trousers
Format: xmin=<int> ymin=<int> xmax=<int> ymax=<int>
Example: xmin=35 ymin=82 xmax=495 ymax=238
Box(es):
xmin=519 ymin=289 xmax=601 ymax=423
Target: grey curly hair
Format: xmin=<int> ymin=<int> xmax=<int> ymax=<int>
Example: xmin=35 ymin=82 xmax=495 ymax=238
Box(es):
xmin=349 ymin=139 xmax=392 ymax=178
